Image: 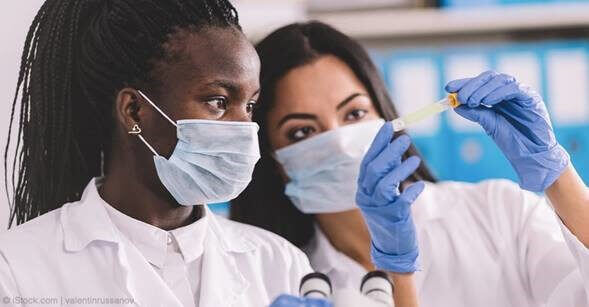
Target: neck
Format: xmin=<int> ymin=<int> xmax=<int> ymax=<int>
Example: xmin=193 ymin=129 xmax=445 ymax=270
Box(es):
xmin=99 ymin=161 xmax=199 ymax=231
xmin=315 ymin=209 xmax=375 ymax=271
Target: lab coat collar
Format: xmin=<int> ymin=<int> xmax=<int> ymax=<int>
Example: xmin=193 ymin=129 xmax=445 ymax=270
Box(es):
xmin=61 ymin=178 xmax=254 ymax=254
xmin=171 ymin=211 xmax=208 ymax=263
xmin=305 ymin=225 xmax=368 ymax=289
xmin=306 ymin=225 xmax=364 ymax=277
xmin=203 ymin=204 xmax=256 ymax=253
xmin=61 ymin=178 xmax=121 ymax=251
xmin=103 ymin=196 xmax=210 ymax=267
xmin=61 ymin=178 xmax=254 ymax=306
xmin=60 ymin=179 xmax=182 ymax=306
xmin=102 ymin=197 xmax=169 ymax=268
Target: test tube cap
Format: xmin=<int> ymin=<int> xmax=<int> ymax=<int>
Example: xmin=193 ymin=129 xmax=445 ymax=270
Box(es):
xmin=448 ymin=93 xmax=460 ymax=108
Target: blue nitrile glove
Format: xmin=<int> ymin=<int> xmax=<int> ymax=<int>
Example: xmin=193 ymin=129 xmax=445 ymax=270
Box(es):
xmin=270 ymin=294 xmax=332 ymax=307
xmin=445 ymin=70 xmax=570 ymax=192
xmin=356 ymin=121 xmax=425 ymax=273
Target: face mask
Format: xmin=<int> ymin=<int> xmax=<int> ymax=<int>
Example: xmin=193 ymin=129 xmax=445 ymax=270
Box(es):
xmin=274 ymin=119 xmax=384 ymax=213
xmin=133 ymin=90 xmax=260 ymax=206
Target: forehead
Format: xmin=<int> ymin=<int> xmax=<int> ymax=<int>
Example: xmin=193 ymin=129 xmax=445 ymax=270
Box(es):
xmin=272 ymin=55 xmax=367 ymax=112
xmin=154 ymin=26 xmax=260 ymax=90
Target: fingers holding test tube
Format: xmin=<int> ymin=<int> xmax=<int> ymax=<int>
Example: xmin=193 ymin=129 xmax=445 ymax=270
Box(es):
xmin=445 ymin=70 xmax=569 ymax=192
xmin=446 ymin=70 xmax=527 ymax=108
xmin=447 ymin=70 xmax=589 ymax=248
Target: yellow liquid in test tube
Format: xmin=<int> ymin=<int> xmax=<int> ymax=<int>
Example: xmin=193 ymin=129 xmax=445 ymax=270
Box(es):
xmin=391 ymin=93 xmax=460 ymax=132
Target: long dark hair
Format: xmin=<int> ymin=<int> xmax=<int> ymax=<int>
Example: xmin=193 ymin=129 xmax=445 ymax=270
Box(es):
xmin=230 ymin=21 xmax=437 ymax=248
xmin=5 ymin=0 xmax=240 ymax=227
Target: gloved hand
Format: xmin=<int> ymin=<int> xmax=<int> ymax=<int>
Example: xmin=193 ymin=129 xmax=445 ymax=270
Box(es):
xmin=270 ymin=294 xmax=332 ymax=307
xmin=356 ymin=121 xmax=425 ymax=273
xmin=445 ymin=70 xmax=570 ymax=192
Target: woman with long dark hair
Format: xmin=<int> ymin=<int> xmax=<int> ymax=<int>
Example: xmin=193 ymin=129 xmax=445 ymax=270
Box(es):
xmin=231 ymin=21 xmax=589 ymax=306
xmin=0 ymin=1 xmax=316 ymax=305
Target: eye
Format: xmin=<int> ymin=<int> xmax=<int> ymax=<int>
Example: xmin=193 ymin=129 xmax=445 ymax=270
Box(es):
xmin=287 ymin=126 xmax=316 ymax=142
xmin=246 ymin=100 xmax=257 ymax=114
xmin=204 ymin=96 xmax=228 ymax=113
xmin=344 ymin=109 xmax=368 ymax=122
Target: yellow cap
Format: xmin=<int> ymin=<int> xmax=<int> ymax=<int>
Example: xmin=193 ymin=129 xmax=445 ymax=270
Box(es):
xmin=447 ymin=93 xmax=460 ymax=108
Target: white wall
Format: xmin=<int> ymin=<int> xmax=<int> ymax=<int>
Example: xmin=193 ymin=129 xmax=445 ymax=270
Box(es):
xmin=0 ymin=1 xmax=44 ymax=230
xmin=233 ymin=0 xmax=307 ymax=41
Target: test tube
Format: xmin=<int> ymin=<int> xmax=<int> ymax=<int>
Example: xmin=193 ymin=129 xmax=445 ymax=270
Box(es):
xmin=392 ymin=93 xmax=460 ymax=132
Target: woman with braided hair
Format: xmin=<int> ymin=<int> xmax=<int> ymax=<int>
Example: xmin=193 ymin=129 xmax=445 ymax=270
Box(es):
xmin=0 ymin=1 xmax=317 ymax=305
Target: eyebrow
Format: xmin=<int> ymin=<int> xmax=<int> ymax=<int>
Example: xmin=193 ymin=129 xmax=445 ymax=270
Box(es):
xmin=277 ymin=113 xmax=318 ymax=128
xmin=276 ymin=93 xmax=368 ymax=128
xmin=336 ymin=93 xmax=366 ymax=110
xmin=204 ymin=80 xmax=240 ymax=95
xmin=252 ymin=88 xmax=261 ymax=97
xmin=205 ymin=80 xmax=260 ymax=99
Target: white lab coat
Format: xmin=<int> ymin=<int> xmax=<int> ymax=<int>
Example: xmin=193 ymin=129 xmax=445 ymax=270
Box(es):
xmin=306 ymin=179 xmax=589 ymax=306
xmin=0 ymin=179 xmax=312 ymax=307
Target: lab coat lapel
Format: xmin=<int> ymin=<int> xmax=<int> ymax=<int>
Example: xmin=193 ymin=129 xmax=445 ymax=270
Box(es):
xmin=115 ymin=234 xmax=183 ymax=307
xmin=199 ymin=206 xmax=251 ymax=307
xmin=63 ymin=180 xmax=251 ymax=306
xmin=61 ymin=179 xmax=182 ymax=307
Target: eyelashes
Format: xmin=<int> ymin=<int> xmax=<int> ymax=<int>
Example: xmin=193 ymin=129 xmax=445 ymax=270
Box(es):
xmin=345 ymin=109 xmax=368 ymax=121
xmin=204 ymin=96 xmax=227 ymax=114
xmin=287 ymin=126 xmax=316 ymax=142
xmin=283 ymin=108 xmax=371 ymax=143
xmin=203 ymin=96 xmax=258 ymax=116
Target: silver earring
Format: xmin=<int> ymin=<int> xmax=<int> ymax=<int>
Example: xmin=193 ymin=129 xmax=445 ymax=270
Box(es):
xmin=128 ymin=123 xmax=142 ymax=135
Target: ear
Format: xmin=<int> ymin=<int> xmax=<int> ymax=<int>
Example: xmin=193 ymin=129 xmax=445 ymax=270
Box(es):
xmin=114 ymin=88 xmax=143 ymax=133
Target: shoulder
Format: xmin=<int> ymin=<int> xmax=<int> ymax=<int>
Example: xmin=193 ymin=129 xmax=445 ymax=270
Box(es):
xmin=216 ymin=216 xmax=306 ymax=254
xmin=431 ymin=178 xmax=521 ymax=196
xmin=425 ymin=179 xmax=537 ymax=208
xmin=426 ymin=179 xmax=546 ymax=233
xmin=414 ymin=179 xmax=545 ymax=230
xmin=0 ymin=206 xmax=65 ymax=251
xmin=214 ymin=216 xmax=312 ymax=294
xmin=216 ymin=217 xmax=310 ymax=272
xmin=213 ymin=216 xmax=312 ymax=295
xmin=0 ymin=205 xmax=71 ymax=274
xmin=451 ymin=179 xmax=543 ymax=212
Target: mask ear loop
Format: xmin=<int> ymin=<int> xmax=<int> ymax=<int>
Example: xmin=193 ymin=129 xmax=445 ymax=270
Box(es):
xmin=137 ymin=90 xmax=178 ymax=127
xmin=128 ymin=123 xmax=159 ymax=156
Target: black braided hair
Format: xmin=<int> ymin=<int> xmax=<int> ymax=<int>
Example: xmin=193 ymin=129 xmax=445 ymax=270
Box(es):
xmin=5 ymin=0 xmax=240 ymax=227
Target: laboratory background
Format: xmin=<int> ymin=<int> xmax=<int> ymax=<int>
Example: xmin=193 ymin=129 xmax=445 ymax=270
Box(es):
xmin=2 ymin=0 xmax=589 ymax=225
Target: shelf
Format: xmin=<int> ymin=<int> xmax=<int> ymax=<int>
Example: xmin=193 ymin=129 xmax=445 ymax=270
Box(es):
xmin=310 ymin=3 xmax=589 ymax=39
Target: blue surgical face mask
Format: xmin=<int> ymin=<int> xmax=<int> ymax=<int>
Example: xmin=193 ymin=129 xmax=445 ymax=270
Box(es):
xmin=134 ymin=90 xmax=260 ymax=206
xmin=274 ymin=119 xmax=384 ymax=213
